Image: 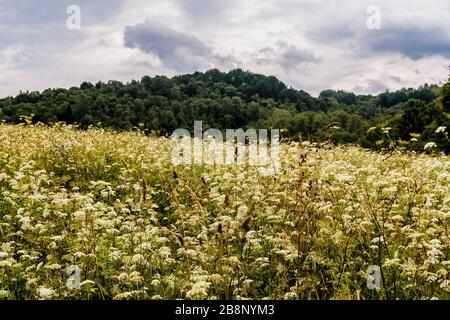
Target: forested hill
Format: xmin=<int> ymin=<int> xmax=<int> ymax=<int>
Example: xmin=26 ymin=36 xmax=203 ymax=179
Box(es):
xmin=0 ymin=68 xmax=449 ymax=152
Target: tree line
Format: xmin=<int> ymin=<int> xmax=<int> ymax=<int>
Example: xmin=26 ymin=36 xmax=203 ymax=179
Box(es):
xmin=0 ymin=68 xmax=449 ymax=152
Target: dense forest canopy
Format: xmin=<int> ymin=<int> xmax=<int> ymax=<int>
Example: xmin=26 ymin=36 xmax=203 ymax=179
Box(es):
xmin=0 ymin=68 xmax=449 ymax=152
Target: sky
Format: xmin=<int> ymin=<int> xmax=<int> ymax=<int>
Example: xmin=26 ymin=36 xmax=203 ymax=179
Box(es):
xmin=1 ymin=0 xmax=450 ymax=97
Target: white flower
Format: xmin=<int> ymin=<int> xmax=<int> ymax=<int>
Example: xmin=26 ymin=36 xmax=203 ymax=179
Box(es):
xmin=129 ymin=271 xmax=143 ymax=284
xmin=371 ymin=236 xmax=384 ymax=244
xmin=158 ymin=246 xmax=172 ymax=258
xmin=46 ymin=263 xmax=61 ymax=270
xmin=14 ymin=172 xmax=25 ymax=180
xmin=79 ymin=280 xmax=96 ymax=287
xmin=38 ymin=287 xmax=56 ymax=299
xmin=335 ymin=174 xmax=354 ymax=183
xmin=151 ymin=279 xmax=160 ymax=287
xmin=113 ymin=292 xmax=133 ymax=300
xmin=108 ymin=250 xmax=121 ymax=261
xmin=440 ymin=280 xmax=450 ymax=291
xmin=73 ymin=252 xmax=86 ymax=258
xmin=186 ymin=281 xmax=212 ymax=299
xmin=0 ymin=290 xmax=10 ymax=299
xmin=424 ymin=142 xmax=437 ymax=150
xmin=435 ymin=126 xmax=447 ymax=134
xmin=118 ymin=273 xmax=129 ymax=282
xmin=0 ymin=260 xmax=12 ymax=267
xmin=383 ymin=258 xmax=401 ymax=268
xmin=131 ymin=254 xmax=146 ymax=265
xmin=237 ymin=205 xmax=248 ymax=219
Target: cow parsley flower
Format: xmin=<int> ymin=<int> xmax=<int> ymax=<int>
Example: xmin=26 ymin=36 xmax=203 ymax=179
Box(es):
xmin=186 ymin=281 xmax=212 ymax=299
xmin=435 ymin=126 xmax=447 ymax=134
xmin=38 ymin=287 xmax=56 ymax=300
xmin=424 ymin=142 xmax=437 ymax=150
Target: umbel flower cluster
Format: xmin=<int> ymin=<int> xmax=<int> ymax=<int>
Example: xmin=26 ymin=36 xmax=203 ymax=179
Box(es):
xmin=0 ymin=123 xmax=448 ymax=300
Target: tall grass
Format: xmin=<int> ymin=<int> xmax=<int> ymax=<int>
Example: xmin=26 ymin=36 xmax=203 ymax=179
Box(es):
xmin=0 ymin=123 xmax=448 ymax=300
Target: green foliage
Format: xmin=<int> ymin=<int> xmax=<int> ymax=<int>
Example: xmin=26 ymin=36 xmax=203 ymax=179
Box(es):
xmin=0 ymin=69 xmax=448 ymax=152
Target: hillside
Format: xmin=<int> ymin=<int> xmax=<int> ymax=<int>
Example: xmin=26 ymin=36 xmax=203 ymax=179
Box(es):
xmin=0 ymin=69 xmax=449 ymax=152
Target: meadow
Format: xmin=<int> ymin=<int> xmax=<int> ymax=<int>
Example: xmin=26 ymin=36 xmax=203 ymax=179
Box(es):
xmin=0 ymin=123 xmax=449 ymax=300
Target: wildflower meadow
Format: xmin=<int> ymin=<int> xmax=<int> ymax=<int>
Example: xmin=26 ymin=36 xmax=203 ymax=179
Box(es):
xmin=0 ymin=123 xmax=449 ymax=300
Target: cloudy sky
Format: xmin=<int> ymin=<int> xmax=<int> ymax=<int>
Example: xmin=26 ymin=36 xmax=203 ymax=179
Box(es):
xmin=1 ymin=0 xmax=450 ymax=97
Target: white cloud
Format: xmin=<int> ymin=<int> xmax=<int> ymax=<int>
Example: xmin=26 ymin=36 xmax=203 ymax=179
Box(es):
xmin=0 ymin=0 xmax=449 ymax=97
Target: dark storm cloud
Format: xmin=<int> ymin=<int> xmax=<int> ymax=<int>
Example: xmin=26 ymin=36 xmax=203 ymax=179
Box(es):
xmin=123 ymin=20 xmax=239 ymax=72
xmin=278 ymin=43 xmax=322 ymax=71
xmin=124 ymin=21 xmax=209 ymax=58
xmin=174 ymin=0 xmax=231 ymax=19
xmin=305 ymin=23 xmax=355 ymax=44
xmin=305 ymin=9 xmax=450 ymax=60
xmin=364 ymin=21 xmax=450 ymax=60
xmin=254 ymin=41 xmax=321 ymax=71
xmin=353 ymin=79 xmax=389 ymax=93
